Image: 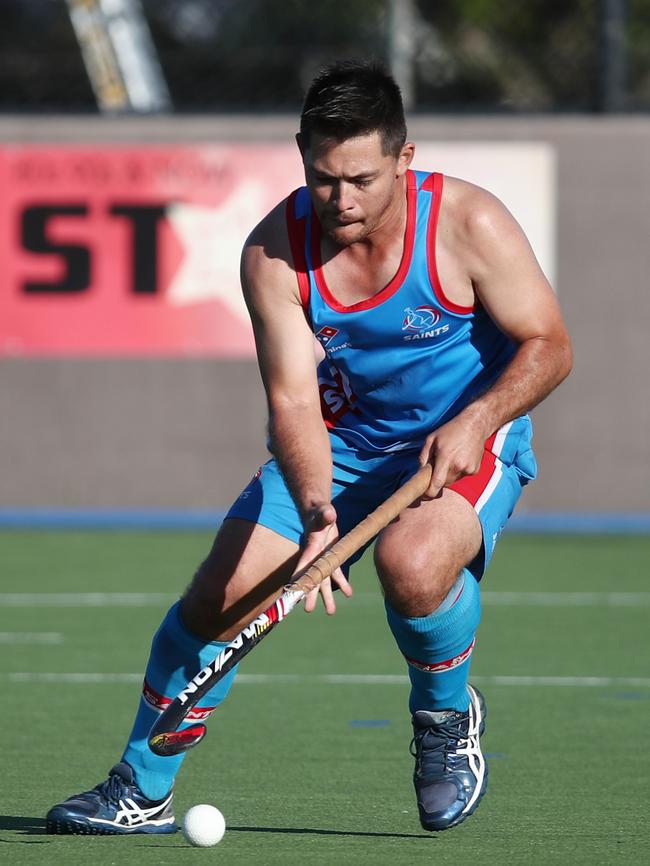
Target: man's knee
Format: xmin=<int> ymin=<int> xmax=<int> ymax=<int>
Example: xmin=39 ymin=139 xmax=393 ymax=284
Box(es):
xmin=374 ymin=538 xmax=458 ymax=615
xmin=374 ymin=538 xmax=434 ymax=591
xmin=375 ymin=525 xmax=481 ymax=617
xmin=373 ymin=489 xmax=482 ymax=617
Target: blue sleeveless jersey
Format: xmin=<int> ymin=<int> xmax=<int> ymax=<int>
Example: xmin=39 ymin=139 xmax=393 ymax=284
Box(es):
xmin=286 ymin=170 xmax=523 ymax=454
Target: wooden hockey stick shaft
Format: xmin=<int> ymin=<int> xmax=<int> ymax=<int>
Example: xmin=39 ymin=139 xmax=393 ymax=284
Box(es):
xmin=148 ymin=463 xmax=434 ymax=756
xmin=290 ymin=462 xmax=434 ymax=594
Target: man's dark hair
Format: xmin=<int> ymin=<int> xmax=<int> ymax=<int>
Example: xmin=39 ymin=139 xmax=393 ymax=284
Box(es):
xmin=300 ymin=60 xmax=407 ymax=158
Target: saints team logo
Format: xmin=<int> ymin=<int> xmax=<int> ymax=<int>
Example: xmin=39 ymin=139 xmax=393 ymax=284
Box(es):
xmin=402 ymin=306 xmax=441 ymax=331
xmin=402 ymin=306 xmax=449 ymax=342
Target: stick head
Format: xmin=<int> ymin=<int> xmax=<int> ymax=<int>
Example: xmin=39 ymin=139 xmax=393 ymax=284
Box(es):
xmin=148 ymin=723 xmax=207 ymax=756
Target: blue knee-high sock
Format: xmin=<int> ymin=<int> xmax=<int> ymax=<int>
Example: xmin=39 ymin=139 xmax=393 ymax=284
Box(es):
xmin=122 ymin=601 xmax=237 ymax=800
xmin=385 ymin=569 xmax=481 ymax=714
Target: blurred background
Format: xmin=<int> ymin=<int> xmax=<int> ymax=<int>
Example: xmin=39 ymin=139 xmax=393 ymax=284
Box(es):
xmin=1 ymin=0 xmax=645 ymax=112
xmin=1 ymin=0 xmax=648 ymax=526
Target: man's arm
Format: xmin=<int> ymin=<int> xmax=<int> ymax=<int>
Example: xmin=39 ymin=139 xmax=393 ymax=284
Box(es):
xmin=241 ymin=202 xmax=351 ymax=612
xmin=420 ymin=182 xmax=573 ymax=495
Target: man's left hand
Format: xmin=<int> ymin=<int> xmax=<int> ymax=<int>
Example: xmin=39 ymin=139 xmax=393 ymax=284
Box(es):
xmin=419 ymin=412 xmax=488 ymax=498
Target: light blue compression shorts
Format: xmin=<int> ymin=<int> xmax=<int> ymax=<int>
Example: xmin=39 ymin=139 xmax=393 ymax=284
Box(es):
xmin=226 ymin=418 xmax=537 ymax=581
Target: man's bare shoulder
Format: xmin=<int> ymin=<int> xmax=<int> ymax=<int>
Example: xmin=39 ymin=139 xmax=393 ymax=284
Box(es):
xmin=245 ymin=198 xmax=290 ymax=254
xmin=439 ymin=175 xmax=536 ymax=284
xmin=441 ymin=174 xmax=552 ymax=302
xmin=441 ymin=175 xmax=524 ymax=245
xmin=241 ymin=196 xmax=300 ymax=302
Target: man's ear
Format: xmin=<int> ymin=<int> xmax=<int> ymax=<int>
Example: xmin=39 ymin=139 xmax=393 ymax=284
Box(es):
xmin=396 ymin=141 xmax=415 ymax=176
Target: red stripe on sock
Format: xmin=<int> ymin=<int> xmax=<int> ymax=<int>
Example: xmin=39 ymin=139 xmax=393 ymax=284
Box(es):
xmin=142 ymin=679 xmax=216 ymax=721
xmin=403 ymin=638 xmax=476 ymax=673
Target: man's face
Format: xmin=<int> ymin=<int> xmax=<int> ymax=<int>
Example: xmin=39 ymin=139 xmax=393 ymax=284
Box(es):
xmin=300 ymin=130 xmax=412 ymax=246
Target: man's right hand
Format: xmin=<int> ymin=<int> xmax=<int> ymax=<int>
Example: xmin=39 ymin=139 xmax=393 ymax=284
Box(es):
xmin=293 ymin=503 xmax=353 ymax=615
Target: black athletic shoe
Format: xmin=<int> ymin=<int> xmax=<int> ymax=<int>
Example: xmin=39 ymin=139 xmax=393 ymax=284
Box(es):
xmin=411 ymin=684 xmax=488 ymax=831
xmin=46 ymin=762 xmax=177 ymax=835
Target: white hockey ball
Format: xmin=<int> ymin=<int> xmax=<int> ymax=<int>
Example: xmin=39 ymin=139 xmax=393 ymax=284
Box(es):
xmin=182 ymin=804 xmax=226 ymax=847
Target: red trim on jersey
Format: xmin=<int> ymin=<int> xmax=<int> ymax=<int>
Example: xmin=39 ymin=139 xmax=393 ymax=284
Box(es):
xmin=285 ymin=189 xmax=311 ymax=308
xmin=449 ymin=432 xmax=498 ymax=507
xmin=310 ymin=169 xmax=418 ymax=313
xmin=419 ymin=172 xmax=437 ymax=193
xmin=142 ymin=679 xmax=217 ymax=722
xmin=426 ymin=172 xmax=475 ymax=316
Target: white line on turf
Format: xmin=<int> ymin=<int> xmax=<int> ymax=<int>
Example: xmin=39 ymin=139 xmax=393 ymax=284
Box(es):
xmin=3 ymin=673 xmax=650 ymax=687
xmin=6 ymin=673 xmax=143 ymax=683
xmin=0 ymin=593 xmax=177 ymax=606
xmin=353 ymin=592 xmax=650 ymax=607
xmin=482 ymin=592 xmax=650 ymax=606
xmin=0 ymin=632 xmax=63 ymax=644
xmin=1 ymin=591 xmax=650 ymax=607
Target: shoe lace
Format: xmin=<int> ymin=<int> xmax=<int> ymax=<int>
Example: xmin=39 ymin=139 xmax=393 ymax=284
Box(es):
xmin=96 ymin=771 xmax=129 ymax=804
xmin=410 ymin=720 xmax=466 ymax=778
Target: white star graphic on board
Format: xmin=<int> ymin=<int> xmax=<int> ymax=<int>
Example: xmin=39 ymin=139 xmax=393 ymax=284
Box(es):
xmin=165 ymin=180 xmax=264 ymax=321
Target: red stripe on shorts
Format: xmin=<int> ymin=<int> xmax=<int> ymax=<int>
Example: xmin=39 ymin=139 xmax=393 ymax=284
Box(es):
xmin=449 ymin=432 xmax=499 ymax=507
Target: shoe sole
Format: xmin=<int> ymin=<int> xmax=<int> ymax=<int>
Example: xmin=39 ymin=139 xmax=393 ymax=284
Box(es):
xmin=46 ymin=818 xmax=177 ymax=835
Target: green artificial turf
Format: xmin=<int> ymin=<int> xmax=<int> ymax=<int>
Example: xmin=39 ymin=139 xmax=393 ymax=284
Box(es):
xmin=1 ymin=531 xmax=649 ymax=865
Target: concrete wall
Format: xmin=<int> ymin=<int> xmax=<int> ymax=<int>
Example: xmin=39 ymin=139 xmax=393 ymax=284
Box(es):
xmin=2 ymin=115 xmax=649 ymax=512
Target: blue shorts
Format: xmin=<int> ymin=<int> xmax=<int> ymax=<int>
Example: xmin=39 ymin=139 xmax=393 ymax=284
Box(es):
xmin=226 ymin=417 xmax=537 ymax=582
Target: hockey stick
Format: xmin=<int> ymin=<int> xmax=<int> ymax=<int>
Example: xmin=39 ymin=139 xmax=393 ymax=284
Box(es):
xmin=148 ymin=462 xmax=434 ymax=757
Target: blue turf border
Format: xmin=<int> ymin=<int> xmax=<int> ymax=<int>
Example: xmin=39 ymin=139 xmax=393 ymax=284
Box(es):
xmin=0 ymin=509 xmax=649 ymax=534
xmin=0 ymin=509 xmax=226 ymax=531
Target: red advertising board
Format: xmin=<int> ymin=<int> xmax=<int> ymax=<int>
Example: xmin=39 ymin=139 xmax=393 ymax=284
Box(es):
xmin=0 ymin=145 xmax=304 ymax=356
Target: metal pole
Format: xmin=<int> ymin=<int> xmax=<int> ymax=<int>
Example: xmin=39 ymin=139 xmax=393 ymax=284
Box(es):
xmin=599 ymin=0 xmax=628 ymax=112
xmin=66 ymin=0 xmax=172 ymax=113
xmin=387 ymin=0 xmax=415 ymax=111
